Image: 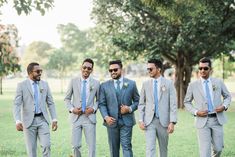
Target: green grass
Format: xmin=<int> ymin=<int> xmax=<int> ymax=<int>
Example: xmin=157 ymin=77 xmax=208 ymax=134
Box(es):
xmin=0 ymin=76 xmax=235 ymax=157
xmin=1 ymin=91 xmax=235 ymax=157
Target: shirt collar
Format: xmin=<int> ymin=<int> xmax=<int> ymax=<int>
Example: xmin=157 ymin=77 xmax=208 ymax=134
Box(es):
xmin=200 ymin=77 xmax=211 ymax=83
xmin=81 ymin=76 xmax=90 ymax=83
xmin=114 ymin=77 xmax=123 ymax=83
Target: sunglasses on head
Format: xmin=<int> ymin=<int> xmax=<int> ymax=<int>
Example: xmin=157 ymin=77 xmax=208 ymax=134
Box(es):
xmin=109 ymin=68 xmax=119 ymax=73
xmin=82 ymin=66 xmax=92 ymax=71
xmin=33 ymin=70 xmax=43 ymax=74
xmin=198 ymin=67 xmax=209 ymax=71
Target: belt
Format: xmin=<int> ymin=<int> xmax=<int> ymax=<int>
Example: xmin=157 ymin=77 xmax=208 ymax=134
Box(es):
xmin=208 ymin=113 xmax=216 ymax=117
xmin=34 ymin=113 xmax=43 ymax=117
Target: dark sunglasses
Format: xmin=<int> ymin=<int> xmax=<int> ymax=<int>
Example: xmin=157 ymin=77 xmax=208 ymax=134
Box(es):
xmin=147 ymin=68 xmax=153 ymax=72
xmin=82 ymin=66 xmax=92 ymax=71
xmin=198 ymin=67 xmax=209 ymax=71
xmin=109 ymin=68 xmax=119 ymax=73
xmin=33 ymin=70 xmax=43 ymax=74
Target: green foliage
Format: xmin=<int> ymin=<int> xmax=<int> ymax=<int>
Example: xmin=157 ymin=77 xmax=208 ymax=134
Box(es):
xmin=22 ymin=41 xmax=53 ymax=69
xmin=0 ymin=0 xmax=54 ymax=15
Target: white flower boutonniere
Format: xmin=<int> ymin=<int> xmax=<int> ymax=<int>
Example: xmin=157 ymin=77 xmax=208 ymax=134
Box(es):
xmin=161 ymin=85 xmax=166 ymax=92
xmin=90 ymin=86 xmax=94 ymax=91
xmin=39 ymin=83 xmax=44 ymax=93
xmin=212 ymin=85 xmax=217 ymax=91
xmin=123 ymin=82 xmax=129 ymax=88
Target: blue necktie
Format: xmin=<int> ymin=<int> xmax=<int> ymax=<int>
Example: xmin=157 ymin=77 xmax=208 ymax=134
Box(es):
xmin=116 ymin=80 xmax=121 ymax=105
xmin=33 ymin=81 xmax=39 ymax=113
xmin=154 ymin=80 xmax=159 ymax=117
xmin=205 ymin=80 xmax=213 ymax=112
xmin=82 ymin=80 xmax=87 ymax=112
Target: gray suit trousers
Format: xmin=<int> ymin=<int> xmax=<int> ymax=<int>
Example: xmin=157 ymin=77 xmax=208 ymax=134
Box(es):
xmin=145 ymin=117 xmax=168 ymax=157
xmin=24 ymin=115 xmax=50 ymax=157
xmin=198 ymin=117 xmax=223 ymax=157
xmin=72 ymin=114 xmax=96 ymax=157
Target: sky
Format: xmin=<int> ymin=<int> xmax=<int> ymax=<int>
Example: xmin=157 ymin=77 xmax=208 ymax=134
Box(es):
xmin=0 ymin=0 xmax=94 ymax=48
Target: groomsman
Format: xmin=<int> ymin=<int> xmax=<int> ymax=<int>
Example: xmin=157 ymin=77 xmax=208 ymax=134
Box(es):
xmin=138 ymin=59 xmax=177 ymax=157
xmin=13 ymin=62 xmax=58 ymax=157
xmin=64 ymin=58 xmax=100 ymax=157
xmin=184 ymin=57 xmax=231 ymax=157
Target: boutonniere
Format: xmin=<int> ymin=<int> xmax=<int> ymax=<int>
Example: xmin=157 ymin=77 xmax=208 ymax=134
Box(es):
xmin=90 ymin=85 xmax=94 ymax=91
xmin=161 ymin=85 xmax=166 ymax=92
xmin=39 ymin=83 xmax=44 ymax=93
xmin=212 ymin=84 xmax=217 ymax=91
xmin=123 ymin=82 xmax=129 ymax=88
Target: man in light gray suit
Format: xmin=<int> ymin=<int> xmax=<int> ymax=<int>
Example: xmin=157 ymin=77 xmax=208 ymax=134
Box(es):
xmin=99 ymin=60 xmax=140 ymax=157
xmin=64 ymin=58 xmax=100 ymax=157
xmin=138 ymin=59 xmax=177 ymax=157
xmin=13 ymin=62 xmax=58 ymax=157
xmin=184 ymin=57 xmax=231 ymax=157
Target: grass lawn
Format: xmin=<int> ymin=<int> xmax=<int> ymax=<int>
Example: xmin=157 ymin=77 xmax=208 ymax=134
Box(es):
xmin=0 ymin=91 xmax=235 ymax=157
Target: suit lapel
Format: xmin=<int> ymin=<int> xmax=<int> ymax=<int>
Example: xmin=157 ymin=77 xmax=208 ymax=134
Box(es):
xmin=210 ymin=78 xmax=216 ymax=102
xmin=196 ymin=80 xmax=206 ymax=100
xmin=159 ymin=78 xmax=165 ymax=101
xmin=148 ymin=80 xmax=154 ymax=102
xmin=87 ymin=78 xmax=94 ymax=104
xmin=120 ymin=78 xmax=128 ymax=100
xmin=26 ymin=80 xmax=33 ymax=97
xmin=109 ymin=80 xmax=119 ymax=104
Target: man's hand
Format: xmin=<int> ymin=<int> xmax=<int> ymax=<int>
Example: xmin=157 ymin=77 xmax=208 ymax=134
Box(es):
xmin=105 ymin=116 xmax=116 ymax=126
xmin=85 ymin=107 xmax=94 ymax=116
xmin=138 ymin=121 xmax=146 ymax=130
xmin=196 ymin=110 xmax=208 ymax=117
xmin=72 ymin=107 xmax=82 ymax=116
xmin=52 ymin=121 xmax=58 ymax=131
xmin=215 ymin=105 xmax=225 ymax=113
xmin=16 ymin=123 xmax=23 ymax=131
xmin=120 ymin=105 xmax=130 ymax=115
xmin=167 ymin=122 xmax=175 ymax=134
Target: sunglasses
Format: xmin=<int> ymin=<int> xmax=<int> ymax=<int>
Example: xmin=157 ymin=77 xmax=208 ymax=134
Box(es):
xmin=147 ymin=68 xmax=153 ymax=72
xmin=33 ymin=70 xmax=43 ymax=74
xmin=198 ymin=67 xmax=209 ymax=71
xmin=82 ymin=66 xmax=92 ymax=71
xmin=109 ymin=68 xmax=119 ymax=73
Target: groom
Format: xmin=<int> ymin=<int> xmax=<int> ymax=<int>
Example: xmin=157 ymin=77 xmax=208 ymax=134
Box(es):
xmin=99 ymin=60 xmax=140 ymax=157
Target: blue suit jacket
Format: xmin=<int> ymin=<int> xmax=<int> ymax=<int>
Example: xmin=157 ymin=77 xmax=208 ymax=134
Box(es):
xmin=99 ymin=78 xmax=140 ymax=127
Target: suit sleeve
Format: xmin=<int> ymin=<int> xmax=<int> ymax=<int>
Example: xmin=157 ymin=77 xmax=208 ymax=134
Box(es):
xmin=129 ymin=81 xmax=140 ymax=112
xmin=169 ymin=81 xmax=177 ymax=123
xmin=93 ymin=81 xmax=100 ymax=112
xmin=46 ymin=82 xmax=57 ymax=120
xmin=13 ymin=82 xmax=23 ymax=122
xmin=220 ymin=80 xmax=231 ymax=109
xmin=98 ymin=84 xmax=109 ymax=119
xmin=64 ymin=79 xmax=74 ymax=111
xmin=184 ymin=83 xmax=197 ymax=115
xmin=138 ymin=82 xmax=146 ymax=122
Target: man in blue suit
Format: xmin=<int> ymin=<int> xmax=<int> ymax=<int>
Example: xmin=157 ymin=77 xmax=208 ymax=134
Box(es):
xmin=99 ymin=60 xmax=140 ymax=157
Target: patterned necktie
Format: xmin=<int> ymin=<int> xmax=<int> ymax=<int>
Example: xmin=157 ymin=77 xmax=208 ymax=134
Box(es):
xmin=205 ymin=80 xmax=213 ymax=112
xmin=154 ymin=80 xmax=159 ymax=117
xmin=33 ymin=81 xmax=39 ymax=113
xmin=116 ymin=80 xmax=121 ymax=105
xmin=82 ymin=80 xmax=87 ymax=112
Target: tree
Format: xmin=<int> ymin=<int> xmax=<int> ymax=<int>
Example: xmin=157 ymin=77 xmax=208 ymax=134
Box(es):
xmin=0 ymin=24 xmax=20 ymax=94
xmin=0 ymin=0 xmax=54 ymax=15
xmin=22 ymin=41 xmax=53 ymax=69
xmin=46 ymin=48 xmax=76 ymax=93
xmin=92 ymin=0 xmax=235 ymax=108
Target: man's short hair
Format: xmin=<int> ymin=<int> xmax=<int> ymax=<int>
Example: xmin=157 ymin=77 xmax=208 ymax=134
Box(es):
xmin=27 ymin=62 xmax=39 ymax=75
xmin=109 ymin=60 xmax=123 ymax=69
xmin=148 ymin=59 xmax=163 ymax=69
xmin=199 ymin=57 xmax=212 ymax=67
xmin=83 ymin=58 xmax=94 ymax=68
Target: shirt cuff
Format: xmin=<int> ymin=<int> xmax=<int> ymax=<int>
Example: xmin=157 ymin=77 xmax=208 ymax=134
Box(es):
xmin=223 ymin=105 xmax=227 ymax=110
xmin=52 ymin=119 xmax=57 ymax=122
xmin=129 ymin=107 xmax=132 ymax=113
xmin=16 ymin=120 xmax=22 ymax=124
xmin=194 ymin=110 xmax=198 ymax=116
xmin=70 ymin=107 xmax=74 ymax=113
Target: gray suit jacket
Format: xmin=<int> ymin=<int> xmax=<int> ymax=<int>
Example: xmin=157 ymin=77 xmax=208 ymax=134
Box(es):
xmin=138 ymin=77 xmax=177 ymax=127
xmin=13 ymin=79 xmax=57 ymax=128
xmin=184 ymin=77 xmax=231 ymax=128
xmin=64 ymin=76 xmax=100 ymax=123
xmin=99 ymin=78 xmax=140 ymax=127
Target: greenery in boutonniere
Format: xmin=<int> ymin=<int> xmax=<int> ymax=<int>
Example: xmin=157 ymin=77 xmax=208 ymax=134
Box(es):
xmin=212 ymin=84 xmax=217 ymax=91
xmin=123 ymin=82 xmax=129 ymax=88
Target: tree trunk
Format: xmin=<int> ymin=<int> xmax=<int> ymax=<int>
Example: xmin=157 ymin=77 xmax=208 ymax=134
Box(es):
xmin=174 ymin=53 xmax=193 ymax=108
xmin=0 ymin=77 xmax=2 ymax=95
